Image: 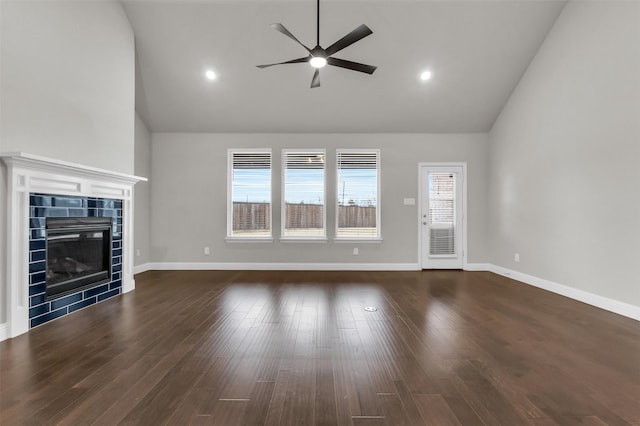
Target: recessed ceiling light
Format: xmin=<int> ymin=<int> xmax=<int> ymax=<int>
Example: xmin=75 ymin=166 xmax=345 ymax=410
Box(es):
xmin=205 ymin=70 xmax=217 ymax=81
xmin=420 ymin=70 xmax=432 ymax=81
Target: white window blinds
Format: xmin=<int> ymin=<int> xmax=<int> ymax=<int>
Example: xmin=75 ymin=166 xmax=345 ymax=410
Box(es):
xmin=428 ymin=172 xmax=455 ymax=255
xmin=282 ymin=150 xmax=326 ymax=238
xmin=336 ymin=150 xmax=380 ymax=239
xmin=227 ymin=150 xmax=272 ymax=238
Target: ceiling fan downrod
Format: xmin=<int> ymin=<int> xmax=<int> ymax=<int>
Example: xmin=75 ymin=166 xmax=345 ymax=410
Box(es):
xmin=316 ymin=0 xmax=320 ymax=47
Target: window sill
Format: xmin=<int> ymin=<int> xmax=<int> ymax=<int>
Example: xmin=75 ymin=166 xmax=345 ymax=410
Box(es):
xmin=280 ymin=237 xmax=328 ymax=243
xmin=225 ymin=237 xmax=274 ymax=243
xmin=334 ymin=238 xmax=383 ymax=243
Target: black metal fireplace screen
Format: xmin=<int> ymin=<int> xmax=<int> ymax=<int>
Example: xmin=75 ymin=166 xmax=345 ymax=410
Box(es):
xmin=46 ymin=217 xmax=112 ymax=299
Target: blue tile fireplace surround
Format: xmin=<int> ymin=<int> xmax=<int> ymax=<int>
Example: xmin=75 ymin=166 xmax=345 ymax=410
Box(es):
xmin=28 ymin=193 xmax=123 ymax=328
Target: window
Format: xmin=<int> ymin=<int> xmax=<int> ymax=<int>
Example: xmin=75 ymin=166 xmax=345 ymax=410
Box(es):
xmin=227 ymin=149 xmax=272 ymax=239
xmin=336 ymin=149 xmax=381 ymax=240
xmin=428 ymin=172 xmax=455 ymax=255
xmin=282 ymin=150 xmax=326 ymax=239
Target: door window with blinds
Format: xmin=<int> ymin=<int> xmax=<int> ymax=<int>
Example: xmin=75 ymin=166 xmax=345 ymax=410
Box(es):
xmin=227 ymin=149 xmax=272 ymax=239
xmin=428 ymin=173 xmax=456 ymax=255
xmin=420 ymin=165 xmax=463 ymax=269
xmin=281 ymin=150 xmax=326 ymax=239
xmin=336 ymin=149 xmax=381 ymax=240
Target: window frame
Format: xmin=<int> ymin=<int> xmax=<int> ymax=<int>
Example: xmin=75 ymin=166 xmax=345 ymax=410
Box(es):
xmin=226 ymin=148 xmax=273 ymax=242
xmin=335 ymin=148 xmax=382 ymax=242
xmin=280 ymin=149 xmax=327 ymax=242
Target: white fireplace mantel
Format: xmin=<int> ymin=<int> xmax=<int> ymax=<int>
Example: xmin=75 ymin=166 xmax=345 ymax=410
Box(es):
xmin=1 ymin=152 xmax=147 ymax=339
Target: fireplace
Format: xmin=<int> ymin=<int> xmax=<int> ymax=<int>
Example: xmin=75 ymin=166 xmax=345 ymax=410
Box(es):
xmin=27 ymin=193 xmax=124 ymax=328
xmin=46 ymin=217 xmax=112 ymax=299
xmin=1 ymin=152 xmax=146 ymax=339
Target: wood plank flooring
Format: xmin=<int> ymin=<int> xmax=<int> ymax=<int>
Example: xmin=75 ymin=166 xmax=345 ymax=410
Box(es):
xmin=1 ymin=270 xmax=638 ymax=425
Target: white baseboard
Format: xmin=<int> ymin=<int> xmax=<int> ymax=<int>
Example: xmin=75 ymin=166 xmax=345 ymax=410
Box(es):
xmin=464 ymin=263 xmax=491 ymax=271
xmin=133 ymin=263 xmax=152 ymax=275
xmin=0 ymin=323 xmax=7 ymax=341
xmin=146 ymin=262 xmax=420 ymax=271
xmin=488 ymin=264 xmax=640 ymax=321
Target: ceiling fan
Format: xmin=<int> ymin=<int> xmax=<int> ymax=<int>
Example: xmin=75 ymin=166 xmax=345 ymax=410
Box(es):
xmin=257 ymin=0 xmax=377 ymax=88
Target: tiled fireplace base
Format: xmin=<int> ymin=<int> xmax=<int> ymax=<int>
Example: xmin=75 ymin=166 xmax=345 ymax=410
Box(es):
xmin=28 ymin=193 xmax=124 ymax=328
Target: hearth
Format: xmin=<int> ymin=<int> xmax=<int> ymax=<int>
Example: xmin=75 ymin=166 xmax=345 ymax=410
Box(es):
xmin=46 ymin=217 xmax=112 ymax=299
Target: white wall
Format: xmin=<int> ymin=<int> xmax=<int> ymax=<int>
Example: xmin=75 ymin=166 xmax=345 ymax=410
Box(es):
xmin=488 ymin=1 xmax=640 ymax=306
xmin=0 ymin=0 xmax=135 ymax=173
xmin=150 ymin=133 xmax=489 ymax=266
xmin=134 ymin=113 xmax=151 ymax=267
xmin=0 ymin=0 xmax=135 ymax=329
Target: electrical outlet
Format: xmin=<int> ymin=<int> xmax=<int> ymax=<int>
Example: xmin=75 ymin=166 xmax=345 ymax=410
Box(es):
xmin=136 ymin=249 xmax=141 ymax=257
xmin=353 ymin=247 xmax=359 ymax=256
xmin=204 ymin=246 xmax=210 ymax=255
xmin=514 ymin=253 xmax=520 ymax=262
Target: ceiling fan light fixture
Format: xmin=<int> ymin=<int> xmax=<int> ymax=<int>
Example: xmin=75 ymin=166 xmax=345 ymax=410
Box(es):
xmin=205 ymin=70 xmax=217 ymax=80
xmin=310 ymin=56 xmax=327 ymax=68
xmin=420 ymin=70 xmax=432 ymax=81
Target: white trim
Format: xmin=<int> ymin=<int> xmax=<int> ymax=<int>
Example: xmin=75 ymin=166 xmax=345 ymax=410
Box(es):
xmin=418 ymin=162 xmax=467 ymax=270
xmin=279 ymin=238 xmax=328 ymax=243
xmin=225 ymin=237 xmax=274 ymax=243
xmin=464 ymin=263 xmax=491 ymax=271
xmin=0 ymin=152 xmax=146 ymax=186
xmin=488 ymin=264 xmax=640 ymax=321
xmin=0 ymin=323 xmax=8 ymax=341
xmin=333 ymin=238 xmax=383 ymax=244
xmin=146 ymin=262 xmax=420 ymax=271
xmin=133 ymin=263 xmax=152 ymax=275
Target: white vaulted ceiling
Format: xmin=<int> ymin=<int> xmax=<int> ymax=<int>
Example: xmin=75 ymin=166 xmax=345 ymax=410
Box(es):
xmin=123 ymin=0 xmax=566 ymax=133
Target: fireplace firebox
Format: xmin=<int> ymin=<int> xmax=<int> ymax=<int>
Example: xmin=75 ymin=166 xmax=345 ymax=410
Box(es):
xmin=46 ymin=217 xmax=112 ymax=299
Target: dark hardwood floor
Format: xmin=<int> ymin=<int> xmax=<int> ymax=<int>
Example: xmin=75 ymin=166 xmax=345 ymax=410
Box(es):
xmin=1 ymin=270 xmax=638 ymax=425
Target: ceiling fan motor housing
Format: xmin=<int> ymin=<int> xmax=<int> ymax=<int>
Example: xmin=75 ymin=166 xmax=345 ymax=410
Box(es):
xmin=311 ymin=46 xmax=327 ymax=58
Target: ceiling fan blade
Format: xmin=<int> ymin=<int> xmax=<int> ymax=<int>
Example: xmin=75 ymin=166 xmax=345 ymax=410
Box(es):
xmin=257 ymin=56 xmax=310 ymax=69
xmin=325 ymin=24 xmax=373 ymax=57
xmin=327 ymin=57 xmax=377 ymax=74
xmin=311 ymin=69 xmax=320 ymax=88
xmin=271 ymin=23 xmax=311 ymax=53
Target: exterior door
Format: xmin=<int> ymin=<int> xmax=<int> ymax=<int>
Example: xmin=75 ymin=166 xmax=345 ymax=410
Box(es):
xmin=420 ymin=165 xmax=464 ymax=269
